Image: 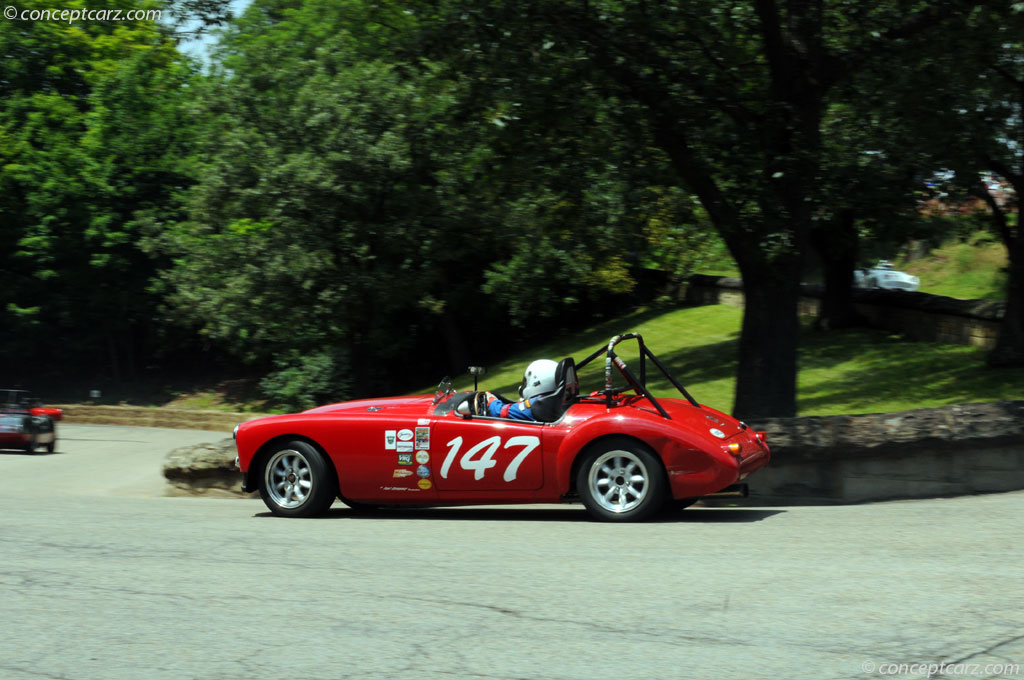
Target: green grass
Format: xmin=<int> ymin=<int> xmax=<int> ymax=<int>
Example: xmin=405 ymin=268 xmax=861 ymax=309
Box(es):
xmin=899 ymin=239 xmax=1007 ymax=300
xmin=431 ymin=304 xmax=1024 ymax=417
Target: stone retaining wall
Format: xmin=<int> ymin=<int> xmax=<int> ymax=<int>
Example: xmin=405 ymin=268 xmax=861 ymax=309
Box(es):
xmin=685 ymin=275 xmax=1005 ymax=349
xmin=744 ymin=401 xmax=1024 ymax=504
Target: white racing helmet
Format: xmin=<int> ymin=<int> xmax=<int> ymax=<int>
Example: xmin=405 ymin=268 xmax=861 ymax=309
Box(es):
xmin=520 ymin=359 xmax=559 ymax=401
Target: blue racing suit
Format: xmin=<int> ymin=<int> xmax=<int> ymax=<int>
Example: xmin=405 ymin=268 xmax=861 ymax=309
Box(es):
xmin=484 ymin=395 xmax=535 ymax=421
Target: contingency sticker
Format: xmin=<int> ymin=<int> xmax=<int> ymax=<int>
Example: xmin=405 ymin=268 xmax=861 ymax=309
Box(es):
xmin=418 ymin=479 xmax=432 ymax=490
xmin=384 ymin=430 xmax=397 ymax=450
xmin=416 ymin=465 xmax=431 ymax=479
xmin=397 ymin=429 xmax=414 ymax=442
xmin=414 ymin=427 xmax=430 ymax=450
xmin=415 ymin=451 xmax=430 ymax=465
xmin=397 ymin=453 xmax=413 ymax=465
xmin=396 ymin=441 xmax=414 ymax=453
xmin=393 ymin=469 xmax=413 ymax=478
xmin=417 ymin=418 xmax=430 ymax=426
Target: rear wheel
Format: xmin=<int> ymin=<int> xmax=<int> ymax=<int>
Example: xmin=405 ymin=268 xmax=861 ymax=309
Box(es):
xmin=258 ymin=440 xmax=337 ymax=518
xmin=576 ymin=438 xmax=667 ymax=522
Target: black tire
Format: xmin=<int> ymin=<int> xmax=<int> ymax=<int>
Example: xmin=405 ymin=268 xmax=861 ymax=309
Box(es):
xmin=258 ymin=440 xmax=338 ymax=518
xmin=46 ymin=440 xmax=55 ymax=453
xmin=576 ymin=438 xmax=667 ymax=522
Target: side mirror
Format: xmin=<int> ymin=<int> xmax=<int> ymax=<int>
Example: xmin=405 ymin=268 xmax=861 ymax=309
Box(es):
xmin=467 ymin=366 xmax=486 ymax=391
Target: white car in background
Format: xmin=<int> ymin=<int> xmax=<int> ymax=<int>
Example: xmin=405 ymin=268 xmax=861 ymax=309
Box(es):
xmin=854 ymin=261 xmax=920 ymax=292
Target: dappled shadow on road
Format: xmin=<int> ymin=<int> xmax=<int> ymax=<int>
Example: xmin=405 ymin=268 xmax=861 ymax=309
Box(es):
xmin=252 ymin=505 xmax=785 ymax=523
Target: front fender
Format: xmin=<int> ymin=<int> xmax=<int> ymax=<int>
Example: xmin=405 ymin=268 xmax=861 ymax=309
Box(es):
xmin=552 ymin=410 xmax=737 ymax=497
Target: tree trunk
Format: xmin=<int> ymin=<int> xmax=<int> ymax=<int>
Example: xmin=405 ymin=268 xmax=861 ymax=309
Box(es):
xmin=988 ymin=235 xmax=1024 ymax=367
xmin=811 ymin=210 xmax=868 ymax=330
xmin=976 ymin=175 xmax=1023 ymax=367
xmin=731 ymin=261 xmax=802 ymax=419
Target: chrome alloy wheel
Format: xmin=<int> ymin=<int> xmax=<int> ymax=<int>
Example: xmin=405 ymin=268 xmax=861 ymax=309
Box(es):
xmin=588 ymin=450 xmax=650 ymax=514
xmin=265 ymin=449 xmax=314 ymax=509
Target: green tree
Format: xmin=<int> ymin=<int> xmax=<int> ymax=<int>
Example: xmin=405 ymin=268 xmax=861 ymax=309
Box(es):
xmin=0 ymin=1 xmax=197 ymax=380
xmin=152 ymin=0 xmax=688 ymax=405
xmin=414 ymin=0 xmax=989 ymax=417
xmin=927 ymin=3 xmax=1024 ymax=366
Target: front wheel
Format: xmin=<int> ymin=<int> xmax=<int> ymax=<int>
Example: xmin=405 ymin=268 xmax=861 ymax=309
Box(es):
xmin=576 ymin=438 xmax=667 ymax=522
xmin=258 ymin=440 xmax=338 ymax=518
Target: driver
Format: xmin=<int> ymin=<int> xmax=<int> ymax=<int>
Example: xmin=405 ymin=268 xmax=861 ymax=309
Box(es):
xmin=458 ymin=359 xmax=558 ymax=421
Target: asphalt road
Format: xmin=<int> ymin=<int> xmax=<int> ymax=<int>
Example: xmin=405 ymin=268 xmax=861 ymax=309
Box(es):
xmin=1 ymin=424 xmax=1022 ymax=680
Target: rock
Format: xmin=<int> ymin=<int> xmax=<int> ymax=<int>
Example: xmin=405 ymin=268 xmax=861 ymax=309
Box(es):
xmin=163 ymin=438 xmax=252 ymax=496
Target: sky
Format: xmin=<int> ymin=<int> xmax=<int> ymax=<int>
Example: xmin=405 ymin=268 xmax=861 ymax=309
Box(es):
xmin=175 ymin=0 xmax=253 ymax=63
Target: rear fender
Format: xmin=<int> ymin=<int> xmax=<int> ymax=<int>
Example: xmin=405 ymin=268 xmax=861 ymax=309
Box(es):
xmin=553 ymin=413 xmax=717 ymax=495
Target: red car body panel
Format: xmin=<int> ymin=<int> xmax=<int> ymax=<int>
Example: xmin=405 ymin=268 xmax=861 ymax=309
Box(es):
xmin=235 ymin=389 xmax=770 ymax=507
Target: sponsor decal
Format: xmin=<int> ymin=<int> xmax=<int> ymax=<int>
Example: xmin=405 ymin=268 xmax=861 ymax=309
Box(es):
xmin=397 ymin=428 xmax=414 ymax=441
xmin=397 ymin=441 xmax=414 ymax=453
xmin=709 ymin=428 xmax=726 ymax=439
xmin=393 ymin=469 xmax=413 ymax=478
xmin=415 ymin=451 xmax=430 ymax=464
xmin=397 ymin=453 xmax=413 ymax=465
xmin=380 ymin=486 xmax=420 ymax=492
xmin=416 ymin=464 xmax=431 ymax=479
xmin=415 ymin=426 xmax=430 ymax=450
xmin=418 ymin=479 xmax=432 ymax=490
xmin=417 ymin=418 xmax=430 ymax=426
xmin=384 ymin=430 xmax=397 ymax=450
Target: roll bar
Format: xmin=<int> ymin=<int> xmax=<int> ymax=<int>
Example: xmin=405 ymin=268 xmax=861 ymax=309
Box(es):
xmin=574 ymin=333 xmax=702 ymax=419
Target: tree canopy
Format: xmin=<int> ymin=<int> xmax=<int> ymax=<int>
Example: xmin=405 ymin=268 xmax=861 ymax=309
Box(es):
xmin=1 ymin=0 xmax=1020 ymax=414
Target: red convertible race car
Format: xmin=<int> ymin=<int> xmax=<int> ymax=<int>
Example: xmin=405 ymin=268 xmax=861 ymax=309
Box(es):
xmin=0 ymin=389 xmax=63 ymax=453
xmin=234 ymin=333 xmax=770 ymax=522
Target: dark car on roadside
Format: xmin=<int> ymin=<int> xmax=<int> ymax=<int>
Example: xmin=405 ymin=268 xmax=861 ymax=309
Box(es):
xmin=0 ymin=389 xmax=63 ymax=453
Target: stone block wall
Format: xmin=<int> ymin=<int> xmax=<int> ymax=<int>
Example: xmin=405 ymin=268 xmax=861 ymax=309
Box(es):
xmin=743 ymin=401 xmax=1024 ymax=504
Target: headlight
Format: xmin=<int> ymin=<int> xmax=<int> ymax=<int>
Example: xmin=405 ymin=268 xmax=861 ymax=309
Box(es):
xmin=233 ymin=423 xmax=240 ymax=440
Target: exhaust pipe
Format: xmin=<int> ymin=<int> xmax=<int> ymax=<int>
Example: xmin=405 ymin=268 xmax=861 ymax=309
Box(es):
xmin=705 ymin=483 xmax=748 ymax=498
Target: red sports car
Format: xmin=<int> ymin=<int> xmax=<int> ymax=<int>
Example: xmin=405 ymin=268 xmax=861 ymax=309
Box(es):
xmin=234 ymin=333 xmax=770 ymax=522
xmin=0 ymin=389 xmax=62 ymax=453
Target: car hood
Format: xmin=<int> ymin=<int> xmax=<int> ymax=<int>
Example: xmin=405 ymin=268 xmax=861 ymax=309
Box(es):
xmin=302 ymin=395 xmax=434 ymax=416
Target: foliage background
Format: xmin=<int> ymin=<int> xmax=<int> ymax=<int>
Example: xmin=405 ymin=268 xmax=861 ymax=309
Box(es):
xmin=1 ymin=0 xmax=1020 ymax=414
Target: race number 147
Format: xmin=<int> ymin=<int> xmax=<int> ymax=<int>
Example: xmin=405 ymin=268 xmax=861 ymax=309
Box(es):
xmin=440 ymin=435 xmax=540 ymax=482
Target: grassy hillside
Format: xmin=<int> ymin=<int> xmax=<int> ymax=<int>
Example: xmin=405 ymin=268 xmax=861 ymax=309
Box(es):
xmin=96 ymin=237 xmax=1016 ymax=416
xmin=899 ymin=238 xmax=1008 ymax=300
xmin=439 ymin=304 xmax=1024 ymax=417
